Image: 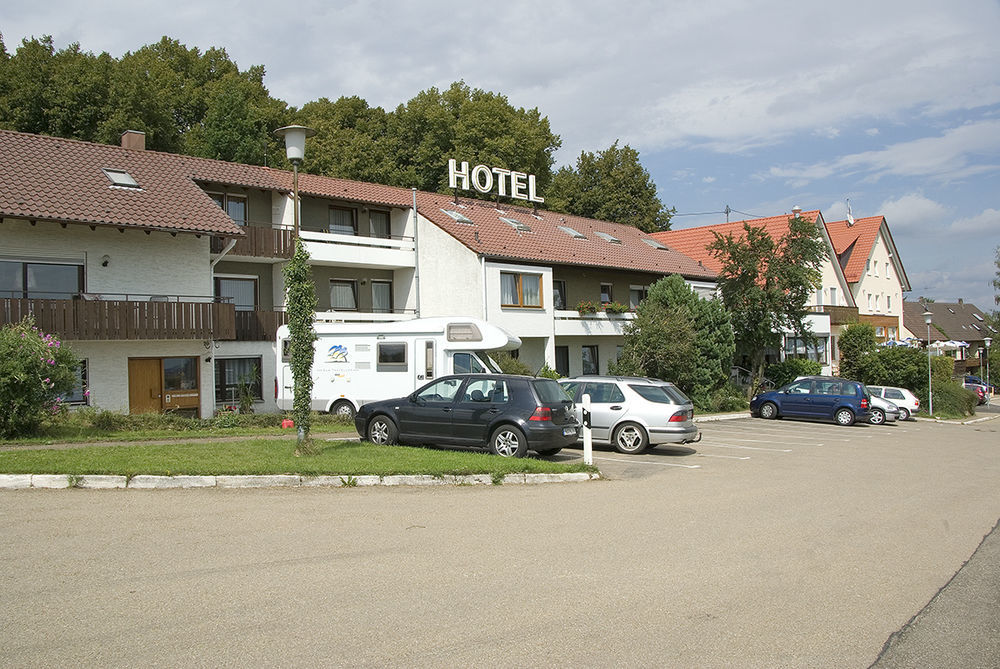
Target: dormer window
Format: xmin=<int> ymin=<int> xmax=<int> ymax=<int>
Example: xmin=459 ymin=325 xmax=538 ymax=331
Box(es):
xmin=102 ymin=168 xmax=139 ymax=188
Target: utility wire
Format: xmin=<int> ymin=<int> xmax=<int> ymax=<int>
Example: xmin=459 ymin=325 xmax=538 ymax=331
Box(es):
xmin=672 ymin=205 xmax=765 ymax=222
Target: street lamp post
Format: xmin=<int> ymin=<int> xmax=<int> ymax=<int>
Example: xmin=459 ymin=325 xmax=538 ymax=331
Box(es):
xmin=273 ymin=125 xmax=317 ymax=451
xmin=985 ymin=336 xmax=993 ymax=406
xmin=273 ymin=125 xmax=316 ymax=237
xmin=923 ymin=310 xmax=934 ymax=416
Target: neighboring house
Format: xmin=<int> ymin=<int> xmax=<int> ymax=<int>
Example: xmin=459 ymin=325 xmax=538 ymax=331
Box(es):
xmin=651 ymin=208 xmax=850 ymax=375
xmin=0 ymin=129 xmax=716 ymax=417
xmin=824 ymin=215 xmax=911 ymax=344
xmin=902 ymin=299 xmax=997 ymax=375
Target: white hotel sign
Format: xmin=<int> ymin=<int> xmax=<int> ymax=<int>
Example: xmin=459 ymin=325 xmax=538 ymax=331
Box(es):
xmin=447 ymin=159 xmax=545 ymax=203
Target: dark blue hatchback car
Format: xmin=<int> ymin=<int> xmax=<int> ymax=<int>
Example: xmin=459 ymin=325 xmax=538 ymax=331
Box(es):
xmin=750 ymin=376 xmax=872 ymax=426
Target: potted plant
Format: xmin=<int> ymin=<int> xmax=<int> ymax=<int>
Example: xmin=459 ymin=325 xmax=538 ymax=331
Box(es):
xmin=603 ymin=301 xmax=629 ymax=315
xmin=576 ymin=300 xmax=600 ymax=315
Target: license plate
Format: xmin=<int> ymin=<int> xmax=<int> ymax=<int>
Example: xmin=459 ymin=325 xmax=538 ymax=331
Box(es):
xmin=563 ymin=427 xmax=577 ymax=436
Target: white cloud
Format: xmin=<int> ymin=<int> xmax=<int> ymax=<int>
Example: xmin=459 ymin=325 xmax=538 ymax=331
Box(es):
xmin=879 ymin=194 xmax=950 ymax=231
xmin=866 ymin=128 xmax=880 ymax=136
xmin=702 ymin=176 xmax=717 ymax=184
xmin=946 ymin=208 xmax=1000 ymax=234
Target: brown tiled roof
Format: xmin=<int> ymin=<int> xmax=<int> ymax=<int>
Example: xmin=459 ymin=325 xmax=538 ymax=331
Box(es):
xmin=903 ymin=299 xmax=997 ymax=343
xmin=649 ymin=211 xmax=823 ymax=273
xmin=0 ymin=130 xmax=714 ymax=279
xmin=0 ymin=130 xmax=244 ymax=236
xmin=412 ymin=194 xmax=716 ymax=280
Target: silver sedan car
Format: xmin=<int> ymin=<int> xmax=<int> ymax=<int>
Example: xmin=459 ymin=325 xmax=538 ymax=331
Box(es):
xmin=558 ymin=376 xmax=701 ymax=454
xmin=868 ymin=394 xmax=900 ymax=425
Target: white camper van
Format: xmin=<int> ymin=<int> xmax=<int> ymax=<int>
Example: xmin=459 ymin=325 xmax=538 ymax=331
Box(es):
xmin=276 ymin=317 xmax=520 ymax=418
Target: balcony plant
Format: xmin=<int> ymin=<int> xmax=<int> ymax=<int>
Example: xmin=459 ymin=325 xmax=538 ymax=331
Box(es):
xmin=603 ymin=301 xmax=630 ymax=315
xmin=576 ymin=300 xmax=600 ymax=315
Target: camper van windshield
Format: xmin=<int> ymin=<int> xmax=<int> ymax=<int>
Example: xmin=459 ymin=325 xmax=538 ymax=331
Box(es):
xmin=453 ymin=352 xmax=498 ymax=374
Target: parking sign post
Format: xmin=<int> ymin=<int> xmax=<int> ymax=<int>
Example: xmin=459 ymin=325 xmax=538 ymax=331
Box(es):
xmin=582 ymin=393 xmax=593 ymax=466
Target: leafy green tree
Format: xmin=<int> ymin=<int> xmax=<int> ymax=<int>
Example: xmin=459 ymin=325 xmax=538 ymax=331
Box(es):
xmin=837 ymin=323 xmax=880 ymax=382
xmin=386 ymin=81 xmax=561 ymax=195
xmin=547 ymin=141 xmax=673 ymax=232
xmin=282 ymin=238 xmax=318 ymax=454
xmin=295 ymin=96 xmax=399 ymax=183
xmin=0 ymin=318 xmax=80 ymax=438
xmin=708 ymin=215 xmax=827 ymax=394
xmin=611 ymin=274 xmax=734 ymax=406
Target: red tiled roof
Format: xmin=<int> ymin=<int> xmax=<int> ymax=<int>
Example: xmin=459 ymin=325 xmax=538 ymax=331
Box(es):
xmin=649 ymin=211 xmax=822 ymax=273
xmin=824 ymin=216 xmax=883 ymax=283
xmin=412 ymin=194 xmax=716 ymax=280
xmin=0 ymin=130 xmax=715 ymax=279
xmin=0 ymin=130 xmax=244 ymax=236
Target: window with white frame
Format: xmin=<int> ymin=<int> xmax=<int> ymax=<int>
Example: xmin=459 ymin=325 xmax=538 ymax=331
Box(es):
xmin=371 ymin=280 xmax=393 ymax=312
xmin=582 ymin=345 xmax=599 ymax=375
xmin=629 ymin=285 xmax=648 ymax=309
xmin=600 ymin=283 xmax=613 ymax=303
xmin=66 ymin=360 xmax=89 ymax=405
xmin=874 ymin=261 xmax=879 ymax=277
xmin=829 ymin=287 xmax=837 ymax=306
xmin=500 ymin=272 xmax=542 ymax=308
xmin=330 ymin=280 xmax=358 ymax=310
xmin=784 ymin=336 xmax=828 ymax=364
xmin=329 ymin=206 xmax=356 ymax=235
xmin=885 ymin=262 xmax=890 ymax=280
xmin=886 ymin=295 xmax=892 ymax=312
xmin=552 ymin=280 xmax=567 ymax=310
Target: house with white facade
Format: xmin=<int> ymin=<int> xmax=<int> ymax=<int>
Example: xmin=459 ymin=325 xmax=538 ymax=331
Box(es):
xmin=1 ymin=129 xmax=717 ymax=417
xmin=650 ymin=209 xmax=849 ymax=375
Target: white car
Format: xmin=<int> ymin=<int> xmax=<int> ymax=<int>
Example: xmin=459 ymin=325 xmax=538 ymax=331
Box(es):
xmin=867 ymin=386 xmax=920 ymax=420
xmin=868 ymin=395 xmax=899 ymax=425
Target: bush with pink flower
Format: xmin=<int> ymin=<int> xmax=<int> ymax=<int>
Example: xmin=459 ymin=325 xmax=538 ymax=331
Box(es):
xmin=0 ymin=317 xmax=80 ymax=437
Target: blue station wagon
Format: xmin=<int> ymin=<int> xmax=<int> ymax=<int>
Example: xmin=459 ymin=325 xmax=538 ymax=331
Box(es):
xmin=750 ymin=376 xmax=872 ymax=426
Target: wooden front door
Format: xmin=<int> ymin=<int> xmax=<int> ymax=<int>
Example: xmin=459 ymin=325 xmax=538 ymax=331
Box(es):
xmin=128 ymin=358 xmax=163 ymax=414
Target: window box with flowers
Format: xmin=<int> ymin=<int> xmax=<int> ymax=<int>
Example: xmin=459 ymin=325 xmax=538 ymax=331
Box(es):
xmin=603 ymin=301 xmax=630 ymax=315
xmin=576 ymin=300 xmax=600 ymax=315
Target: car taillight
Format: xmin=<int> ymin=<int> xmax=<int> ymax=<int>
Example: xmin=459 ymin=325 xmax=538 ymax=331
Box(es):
xmin=668 ymin=410 xmax=687 ymax=422
xmin=529 ymin=407 xmax=552 ymax=421
xmin=861 ymin=398 xmax=869 ymax=409
xmin=274 ymin=378 xmax=278 ymax=400
xmin=915 ymin=399 xmax=920 ymax=407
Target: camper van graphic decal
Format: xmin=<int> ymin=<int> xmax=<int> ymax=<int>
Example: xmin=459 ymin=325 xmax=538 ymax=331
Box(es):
xmin=327 ymin=345 xmax=349 ymax=363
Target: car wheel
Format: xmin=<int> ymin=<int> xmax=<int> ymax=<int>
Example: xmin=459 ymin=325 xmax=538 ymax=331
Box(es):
xmin=835 ymin=408 xmax=855 ymax=426
xmin=535 ymin=448 xmax=563 ymax=457
xmin=612 ymin=422 xmax=649 ymax=454
xmin=869 ymin=408 xmax=886 ymax=425
xmin=366 ymin=415 xmax=397 ymax=445
xmin=898 ymin=407 xmax=910 ymax=421
xmin=489 ymin=426 xmax=528 ymax=458
xmin=332 ymin=400 xmax=356 ymax=420
xmin=759 ymin=401 xmax=778 ymax=420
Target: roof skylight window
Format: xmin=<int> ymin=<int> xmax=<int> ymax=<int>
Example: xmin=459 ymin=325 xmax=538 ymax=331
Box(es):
xmin=102 ymin=168 xmax=140 ymax=188
xmin=557 ymin=225 xmax=587 ymax=240
xmin=974 ymin=313 xmax=984 ymax=321
xmin=441 ymin=209 xmax=473 ymax=225
xmin=642 ymin=238 xmax=668 ymax=250
xmin=500 ymin=217 xmax=531 ymax=232
xmin=595 ymin=231 xmax=622 ymax=244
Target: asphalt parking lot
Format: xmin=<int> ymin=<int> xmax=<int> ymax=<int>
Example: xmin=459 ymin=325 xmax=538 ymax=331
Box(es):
xmin=2 ymin=415 xmax=998 ymax=667
xmin=553 ymin=416 xmax=930 ymax=478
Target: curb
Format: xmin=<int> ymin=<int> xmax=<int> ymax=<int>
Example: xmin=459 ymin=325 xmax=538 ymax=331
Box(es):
xmin=694 ymin=412 xmax=751 ymax=422
xmin=0 ymin=472 xmax=602 ymax=491
xmin=913 ymin=414 xmax=999 ymax=425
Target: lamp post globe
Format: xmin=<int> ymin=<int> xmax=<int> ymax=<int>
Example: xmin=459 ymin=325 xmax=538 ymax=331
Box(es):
xmin=273 ymin=125 xmax=316 ymax=238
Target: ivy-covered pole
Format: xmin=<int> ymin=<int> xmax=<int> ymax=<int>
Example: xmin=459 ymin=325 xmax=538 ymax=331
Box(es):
xmin=274 ymin=125 xmax=317 ymax=454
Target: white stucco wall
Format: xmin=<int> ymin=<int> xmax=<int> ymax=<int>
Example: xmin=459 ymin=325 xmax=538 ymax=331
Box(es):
xmin=853 ymin=230 xmax=904 ymax=322
xmin=414 ymin=216 xmax=484 ymax=318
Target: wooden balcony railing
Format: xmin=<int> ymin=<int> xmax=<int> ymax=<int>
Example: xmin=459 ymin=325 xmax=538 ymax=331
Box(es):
xmin=808 ymin=305 xmax=860 ymax=325
xmin=212 ymin=225 xmax=294 ymax=259
xmin=1 ymin=298 xmax=236 ymax=341
xmin=234 ymin=310 xmax=288 ymax=341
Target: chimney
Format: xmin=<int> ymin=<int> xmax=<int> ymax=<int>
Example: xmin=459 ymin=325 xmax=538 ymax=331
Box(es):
xmin=120 ymin=130 xmax=146 ymax=151
xmin=791 ymin=205 xmax=802 ymax=216
xmin=958 ymin=298 xmax=964 ymax=305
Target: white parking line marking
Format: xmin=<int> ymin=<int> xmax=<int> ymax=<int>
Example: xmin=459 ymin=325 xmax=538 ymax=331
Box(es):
xmin=704 ymin=444 xmax=793 ymax=452
xmin=712 ymin=436 xmax=822 ymax=445
xmin=592 ymin=456 xmax=701 ymax=469
xmin=695 ymin=453 xmax=751 ymax=460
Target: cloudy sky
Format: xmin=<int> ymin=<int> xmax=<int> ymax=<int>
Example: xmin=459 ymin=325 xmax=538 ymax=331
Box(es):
xmin=6 ymin=0 xmax=1000 ymax=309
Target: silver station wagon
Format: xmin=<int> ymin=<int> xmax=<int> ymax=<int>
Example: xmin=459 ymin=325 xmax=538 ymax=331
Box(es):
xmin=558 ymin=376 xmax=701 ymax=454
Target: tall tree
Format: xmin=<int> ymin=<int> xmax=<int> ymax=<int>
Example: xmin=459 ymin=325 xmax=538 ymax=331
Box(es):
xmin=611 ymin=274 xmax=734 ymax=406
xmin=708 ymin=215 xmax=828 ymax=394
xmin=295 ymin=96 xmax=399 ymax=183
xmin=547 ymin=141 xmax=673 ymax=232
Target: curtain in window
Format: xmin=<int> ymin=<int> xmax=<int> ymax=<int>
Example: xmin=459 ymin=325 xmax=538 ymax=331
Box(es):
xmin=329 ymin=208 xmax=355 ymax=235
xmin=371 ymin=211 xmax=390 ymax=238
xmin=217 ymin=278 xmax=255 ymax=311
xmin=500 ymin=274 xmax=518 ymax=305
xmin=522 ymin=275 xmax=541 ymax=306
xmin=372 ymin=282 xmax=392 ymax=312
xmin=226 ymin=197 xmax=247 ymax=225
xmin=330 ymin=281 xmax=357 ymax=310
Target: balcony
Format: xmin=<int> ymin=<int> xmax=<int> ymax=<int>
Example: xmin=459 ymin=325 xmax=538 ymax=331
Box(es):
xmin=1 ymin=295 xmax=235 ymax=341
xmin=211 ymin=225 xmax=294 ymax=259
xmin=809 ymin=305 xmax=859 ymax=325
xmin=234 ymin=309 xmax=288 ymax=341
xmin=553 ymin=309 xmax=635 ymax=337
xmin=299 ymin=229 xmax=416 ymax=269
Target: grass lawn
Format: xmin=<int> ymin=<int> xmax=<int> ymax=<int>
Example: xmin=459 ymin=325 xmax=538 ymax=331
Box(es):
xmin=0 ymin=439 xmax=596 ymax=478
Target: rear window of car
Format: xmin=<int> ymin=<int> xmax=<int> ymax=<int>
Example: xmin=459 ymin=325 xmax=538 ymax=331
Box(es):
xmin=885 ymin=388 xmax=905 ymax=400
xmin=629 ymin=384 xmax=675 ymax=404
xmin=660 ymin=384 xmax=691 ymax=404
xmin=533 ymin=379 xmax=571 ymax=404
